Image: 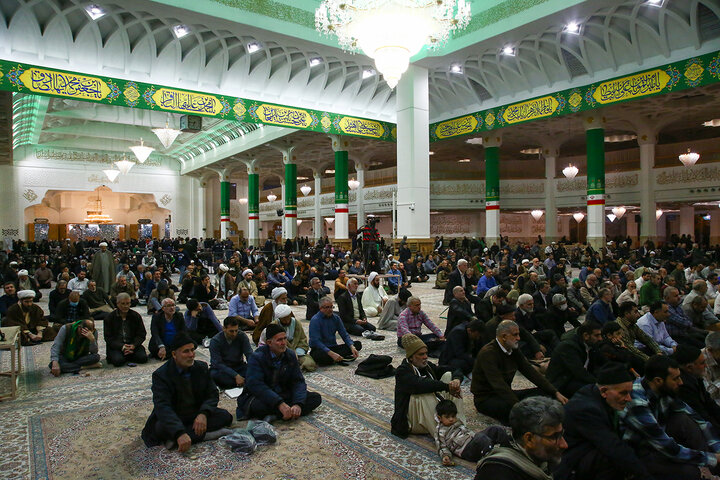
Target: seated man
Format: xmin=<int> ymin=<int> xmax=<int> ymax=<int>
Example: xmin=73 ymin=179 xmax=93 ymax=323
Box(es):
xmin=397 ymin=297 xmax=445 ymax=356
xmin=16 ymin=269 xmax=41 ymax=301
xmin=34 ymin=260 xmax=53 ymax=289
xmin=147 ymin=279 xmax=176 ymax=315
xmin=390 ymin=333 xmax=463 ymax=439
xmin=141 ymin=334 xmax=233 ymax=451
xmin=67 ymin=270 xmax=89 ymax=294
xmin=476 ymin=397 xmax=567 ymax=479
xmin=109 ymin=275 xmax=138 ymax=307
xmin=555 ymin=364 xmax=649 ymax=480
xmin=623 ymin=355 xmax=720 ymax=479
xmin=236 ymin=268 xmax=265 ymax=307
xmin=637 ymin=301 xmax=677 ymax=355
xmin=252 ymin=287 xmax=287 ymax=345
xmin=439 ymin=319 xmax=485 ymax=378
xmin=209 ymin=317 xmax=253 ymax=389
xmin=475 ymin=288 xmax=506 ymax=323
xmin=0 ymin=281 xmax=18 ymax=318
xmin=471 ymin=320 xmax=567 ymax=424
xmin=236 ymin=323 xmax=322 ymax=421
xmin=674 ymin=345 xmax=720 ymax=431
xmin=617 ymin=301 xmax=661 ymax=361
xmin=149 ymin=298 xmax=186 ymax=360
xmin=446 ymin=285 xmax=477 ymax=335
xmin=49 ymin=319 xmax=101 ymax=376
xmin=104 ymin=292 xmax=148 ymax=367
xmin=82 ymin=280 xmax=113 ymax=320
xmin=703 ymin=331 xmax=720 ymax=404
xmin=4 ymin=290 xmax=58 ymax=345
xmin=256 ymin=304 xmax=316 ymax=372
xmin=309 ymin=296 xmax=361 ymax=366
xmin=53 ymin=290 xmax=91 ymax=327
xmin=191 ymin=275 xmax=219 ymax=309
xmin=546 ymin=321 xmax=602 ymax=398
xmin=377 ymin=288 xmax=412 ymax=331
xmin=48 ymin=280 xmax=70 ymax=321
xmin=515 ymin=293 xmax=558 ymax=356
xmin=305 ymin=276 xmax=330 ymax=321
xmin=184 ymin=298 xmax=223 ymax=346
xmin=665 ymin=286 xmax=707 ymax=348
xmin=361 ymin=272 xmax=388 ymax=317
xmin=585 ymin=288 xmax=615 ymax=326
xmin=227 ymin=287 xmax=259 ymax=331
xmin=546 ymin=293 xmax=582 ymax=338
xmin=476 ymin=268 xmax=498 ymax=297
xmin=337 ymin=278 xmax=378 ymax=337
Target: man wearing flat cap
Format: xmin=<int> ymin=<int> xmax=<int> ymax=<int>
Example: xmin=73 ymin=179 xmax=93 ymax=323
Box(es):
xmin=391 ymin=333 xmax=464 ymax=439
xmin=142 ymin=333 xmax=233 ymax=451
xmin=556 ymin=363 xmax=651 ymax=480
xmin=237 ymin=323 xmax=322 ymax=421
xmin=4 ymin=290 xmax=58 ymax=345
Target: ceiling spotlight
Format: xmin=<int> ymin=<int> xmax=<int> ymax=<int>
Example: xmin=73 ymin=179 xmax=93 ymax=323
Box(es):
xmin=300 ymin=185 xmax=312 ymax=196
xmin=520 ymin=148 xmax=541 ymax=154
xmin=309 ymin=57 xmax=322 ymax=66
xmin=362 ymin=68 xmax=376 ymax=79
xmin=502 ymin=45 xmax=516 ymax=56
xmin=563 ymin=21 xmax=582 ymax=34
xmin=247 ymin=42 xmax=262 ymax=53
xmin=563 ymin=164 xmax=579 ymax=179
xmin=450 ymin=63 xmax=463 ymax=74
xmin=465 ymin=137 xmax=483 ymax=145
xmin=85 ymin=4 xmax=106 ymax=20
xmin=458 ymin=158 xmax=471 ymax=163
xmin=172 ymin=24 xmax=191 ymax=38
xmin=679 ymin=148 xmax=700 ymax=167
xmin=703 ymin=119 xmax=720 ymax=127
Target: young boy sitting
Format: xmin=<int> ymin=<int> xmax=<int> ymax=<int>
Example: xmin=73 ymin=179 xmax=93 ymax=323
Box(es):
xmin=435 ymin=399 xmax=510 ymax=466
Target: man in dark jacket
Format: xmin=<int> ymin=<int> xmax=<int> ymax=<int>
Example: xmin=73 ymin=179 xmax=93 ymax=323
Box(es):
xmin=445 ymin=285 xmax=477 ymax=335
xmin=53 ymin=291 xmax=91 ymax=326
xmin=209 ymin=317 xmax=254 ymax=389
xmin=141 ymin=333 xmax=233 ymax=451
xmin=391 ymin=333 xmax=463 ymax=438
xmin=475 ymin=288 xmax=506 ymax=322
xmin=555 ymin=364 xmax=651 ymax=480
xmin=443 ymin=259 xmax=473 ymax=305
xmin=439 ymin=319 xmax=485 ymax=377
xmin=103 ymin=293 xmax=148 ymax=367
xmin=674 ymin=344 xmax=720 ymax=431
xmin=236 ymin=323 xmax=321 ymax=420
xmin=546 ymin=321 xmax=602 ymax=398
xmin=337 ymin=278 xmax=377 ymax=336
xmin=305 ymin=276 xmax=330 ymax=321
xmin=148 ymin=298 xmax=186 ymax=360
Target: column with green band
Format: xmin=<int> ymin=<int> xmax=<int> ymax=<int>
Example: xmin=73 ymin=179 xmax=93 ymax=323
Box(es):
xmin=248 ymin=170 xmax=259 ymax=247
xmin=284 ymin=161 xmax=297 ymax=240
xmin=220 ymin=179 xmax=230 ymax=240
xmin=484 ymin=134 xmax=502 ymax=247
xmin=585 ymin=115 xmax=605 ymax=250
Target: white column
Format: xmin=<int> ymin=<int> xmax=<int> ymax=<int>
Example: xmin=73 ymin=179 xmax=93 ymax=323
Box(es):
xmin=197 ymin=179 xmax=207 ymax=239
xmin=584 ymin=113 xmax=606 ymax=250
xmin=0 ymin=165 xmax=24 ymax=241
xmin=314 ymin=172 xmax=322 ymax=242
xmin=396 ymin=65 xmax=430 ymax=239
xmin=679 ymin=205 xmax=695 ymax=238
xmin=638 ymin=132 xmax=657 ymax=245
xmin=483 ymin=133 xmax=502 ymax=247
xmin=356 ymin=163 xmax=365 ymax=228
xmin=543 ymin=146 xmax=559 ymax=242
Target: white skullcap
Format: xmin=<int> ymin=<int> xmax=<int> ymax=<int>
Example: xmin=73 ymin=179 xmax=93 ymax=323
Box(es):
xmin=18 ymin=269 xmax=28 ymax=276
xmin=18 ymin=290 xmax=35 ymax=299
xmin=9 ymin=261 xmax=18 ymax=266
xmin=274 ymin=304 xmax=293 ymax=319
xmin=521 ymin=259 xmax=529 ymax=264
xmin=71 ymin=289 xmax=83 ymax=294
xmin=99 ymin=242 xmax=108 ymax=247
xmin=650 ymin=251 xmax=656 ymax=255
xmin=218 ymin=264 xmax=229 ymax=272
xmin=387 ymin=254 xmax=393 ymax=258
xmin=242 ymin=269 xmax=253 ymax=277
xmin=329 ymin=254 xmax=334 ymax=258
xmin=271 ymin=287 xmax=287 ymax=300
xmin=368 ymin=272 xmax=378 ymax=283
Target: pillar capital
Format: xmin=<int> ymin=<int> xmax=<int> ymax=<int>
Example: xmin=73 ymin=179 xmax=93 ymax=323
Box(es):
xmin=542 ymin=145 xmax=560 ymax=158
xmin=244 ymin=159 xmax=259 ymax=175
xmin=209 ymin=167 xmax=231 ymax=182
xmin=582 ymin=111 xmax=606 ymax=131
xmin=313 ymin=170 xmax=323 ymax=180
xmin=329 ymin=134 xmax=350 ymax=152
xmin=636 ymin=130 xmax=658 ymax=146
xmin=482 ymin=133 xmax=502 ymax=148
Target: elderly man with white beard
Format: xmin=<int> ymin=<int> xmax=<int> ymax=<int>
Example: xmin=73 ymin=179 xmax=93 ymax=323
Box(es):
xmin=361 ymin=272 xmax=388 ymax=317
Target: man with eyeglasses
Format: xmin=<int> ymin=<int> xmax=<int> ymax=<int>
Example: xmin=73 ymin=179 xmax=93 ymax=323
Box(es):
xmin=476 ymin=396 xmax=567 ymax=479
xmin=149 ymin=298 xmax=187 ymax=360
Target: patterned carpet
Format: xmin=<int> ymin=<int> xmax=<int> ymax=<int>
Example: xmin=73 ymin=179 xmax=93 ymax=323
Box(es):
xmin=0 ymin=277 xmax=513 ymax=480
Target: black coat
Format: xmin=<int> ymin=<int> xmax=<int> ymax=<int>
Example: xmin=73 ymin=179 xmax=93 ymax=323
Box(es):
xmin=475 ymin=297 xmax=495 ymax=322
xmin=141 ymin=359 xmax=220 ymax=447
xmin=443 ymin=269 xmax=471 ymax=304
xmin=439 ymin=322 xmax=481 ymax=373
xmin=53 ymin=298 xmax=91 ymax=324
xmin=305 ymin=286 xmax=331 ymax=320
xmin=678 ymin=370 xmax=720 ymax=431
xmin=555 ymin=384 xmax=651 ymax=480
xmin=336 ymin=290 xmax=366 ymax=327
xmin=446 ymin=297 xmax=474 ymax=335
xmin=149 ymin=311 xmax=187 ymax=352
xmin=104 ymin=308 xmax=146 ymax=352
xmin=546 ymin=331 xmax=596 ymax=393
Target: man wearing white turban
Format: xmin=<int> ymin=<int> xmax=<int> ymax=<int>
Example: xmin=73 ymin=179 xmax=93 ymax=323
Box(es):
xmin=252 ymin=287 xmax=287 ymax=345
xmin=235 ymin=269 xmax=265 ymax=307
xmin=258 ymin=304 xmax=316 ymax=372
xmin=4 ymin=290 xmax=58 ymax=345
xmin=362 ymin=272 xmax=389 ymax=317
xmin=16 ymin=269 xmax=41 ymax=301
xmin=91 ymin=242 xmax=116 ymax=292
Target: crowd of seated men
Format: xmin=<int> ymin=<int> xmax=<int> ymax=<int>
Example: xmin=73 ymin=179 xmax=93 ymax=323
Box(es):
xmin=4 ymin=233 xmax=720 ymax=478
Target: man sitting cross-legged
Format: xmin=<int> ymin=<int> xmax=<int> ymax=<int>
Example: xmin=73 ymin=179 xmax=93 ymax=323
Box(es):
xmin=148 ymin=298 xmax=187 ymax=360
xmin=104 ymin=292 xmax=148 ymax=367
xmin=337 ymin=278 xmax=380 ymax=337
xmin=257 ymin=304 xmax=316 ymax=372
xmin=49 ymin=319 xmax=101 ymax=376
xmin=141 ymin=333 xmax=233 ymax=452
xmin=236 ymin=323 xmax=322 ymax=421
xmin=209 ymin=316 xmax=254 ymax=389
xmin=309 ymin=296 xmax=362 ymax=366
xmin=5 ymin=290 xmax=58 ymax=345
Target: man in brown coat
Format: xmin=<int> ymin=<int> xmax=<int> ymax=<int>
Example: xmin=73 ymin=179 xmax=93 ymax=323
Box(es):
xmin=4 ymin=290 xmax=58 ymax=345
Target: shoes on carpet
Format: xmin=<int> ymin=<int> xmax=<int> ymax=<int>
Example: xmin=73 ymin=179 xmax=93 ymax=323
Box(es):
xmin=342 ymin=356 xmax=356 ymax=362
xmin=362 ymin=331 xmax=385 ymax=341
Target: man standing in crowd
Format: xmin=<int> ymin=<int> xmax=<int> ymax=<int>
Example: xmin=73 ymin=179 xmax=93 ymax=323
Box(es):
xmin=91 ymin=242 xmax=116 ymax=292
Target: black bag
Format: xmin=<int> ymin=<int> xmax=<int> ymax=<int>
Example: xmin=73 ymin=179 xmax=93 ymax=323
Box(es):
xmin=354 ymin=354 xmax=395 ymax=379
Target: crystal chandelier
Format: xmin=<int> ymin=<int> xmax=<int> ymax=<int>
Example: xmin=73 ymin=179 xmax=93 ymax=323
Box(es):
xmin=130 ymin=138 xmax=154 ymax=163
xmin=563 ymin=164 xmax=579 ymax=179
xmin=348 ymin=178 xmax=360 ymax=190
xmin=611 ymin=206 xmax=626 ymax=219
xmin=315 ymin=0 xmax=471 ymax=89
xmin=300 ymin=185 xmax=312 ymax=196
xmin=531 ymin=210 xmax=544 ymax=221
xmin=573 ymin=212 xmax=585 ymax=223
xmin=103 ymin=169 xmax=120 ymax=182
xmin=267 ymin=192 xmax=277 ymax=202
xmin=656 ymin=209 xmax=663 ymax=220
xmin=152 ymin=121 xmax=181 ymax=149
xmin=607 ymin=214 xmax=616 ymax=222
xmin=84 ymin=192 xmax=113 ymax=224
xmin=325 ymin=217 xmax=335 ymax=224
xmin=115 ymin=154 xmax=135 ymax=174
xmin=678 ymin=148 xmax=700 ymax=167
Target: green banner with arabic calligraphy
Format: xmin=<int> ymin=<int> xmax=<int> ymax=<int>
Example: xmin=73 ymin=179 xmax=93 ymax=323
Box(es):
xmin=430 ymin=50 xmax=720 ymax=142
xmin=0 ymin=59 xmax=397 ymax=142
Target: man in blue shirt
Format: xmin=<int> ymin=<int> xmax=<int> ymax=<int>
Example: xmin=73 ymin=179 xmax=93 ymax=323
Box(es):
xmin=209 ymin=317 xmax=254 ymax=389
xmin=585 ymin=288 xmax=615 ymax=325
xmin=476 ymin=268 xmax=498 ymax=297
xmin=309 ymin=297 xmax=361 ymax=366
xmin=637 ymin=301 xmax=678 ymax=355
xmin=227 ymin=287 xmax=259 ymax=331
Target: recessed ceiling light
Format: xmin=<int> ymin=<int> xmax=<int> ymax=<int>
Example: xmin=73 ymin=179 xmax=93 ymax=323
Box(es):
xmin=458 ymin=158 xmax=471 ymax=163
xmin=563 ymin=21 xmax=582 ymax=34
xmin=325 ymin=169 xmax=335 ymax=174
xmin=247 ymin=42 xmax=262 ymax=53
xmin=309 ymin=57 xmax=322 ymax=67
xmin=297 ymin=176 xmax=309 ymax=181
xmin=703 ymin=119 xmax=720 ymax=127
xmin=520 ymin=148 xmax=541 ymax=154
xmin=85 ymin=4 xmax=106 ymax=20
xmin=465 ymin=137 xmax=483 ymax=145
xmin=429 ymin=151 xmax=435 ymax=155
xmin=172 ymin=24 xmax=191 ymax=38
xmin=604 ymin=134 xmax=637 ymax=143
xmin=450 ymin=63 xmax=463 ymax=74
xmin=502 ymin=45 xmax=516 ymax=56
xmin=644 ymin=0 xmax=665 ymax=6
xmin=362 ymin=68 xmax=376 ymax=79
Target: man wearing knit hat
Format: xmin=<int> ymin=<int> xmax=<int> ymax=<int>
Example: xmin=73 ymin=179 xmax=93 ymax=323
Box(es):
xmin=556 ymin=363 xmax=650 ymax=480
xmin=238 ymin=323 xmax=322 ymax=421
xmin=675 ymin=344 xmax=720 ymax=431
xmin=4 ymin=290 xmax=58 ymax=345
xmin=390 ymin=333 xmax=463 ymax=439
